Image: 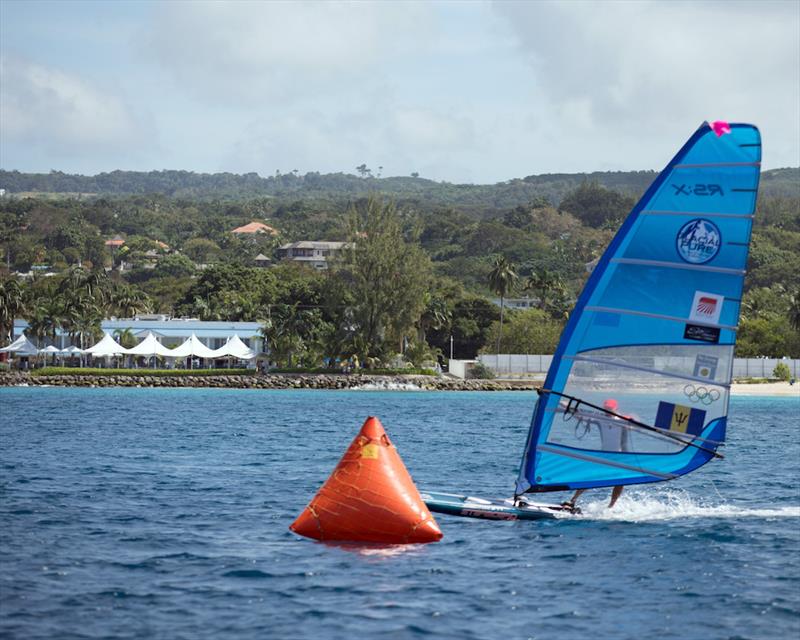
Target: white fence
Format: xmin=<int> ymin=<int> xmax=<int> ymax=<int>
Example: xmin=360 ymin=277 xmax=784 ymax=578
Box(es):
xmin=476 ymin=354 xmax=800 ymax=379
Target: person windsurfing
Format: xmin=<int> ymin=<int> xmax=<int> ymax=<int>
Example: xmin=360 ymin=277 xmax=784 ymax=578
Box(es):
xmin=562 ymin=398 xmax=629 ymax=511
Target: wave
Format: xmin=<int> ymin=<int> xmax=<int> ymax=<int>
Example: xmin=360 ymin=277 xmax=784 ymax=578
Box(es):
xmin=564 ymin=488 xmax=800 ymax=522
xmin=351 ymin=381 xmax=422 ymax=391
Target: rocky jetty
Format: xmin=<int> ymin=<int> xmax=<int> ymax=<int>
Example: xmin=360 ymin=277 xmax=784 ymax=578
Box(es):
xmin=0 ymin=371 xmax=537 ymax=391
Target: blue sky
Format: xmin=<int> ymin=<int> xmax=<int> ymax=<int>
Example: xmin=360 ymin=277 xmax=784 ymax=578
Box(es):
xmin=1 ymin=0 xmax=798 ymax=183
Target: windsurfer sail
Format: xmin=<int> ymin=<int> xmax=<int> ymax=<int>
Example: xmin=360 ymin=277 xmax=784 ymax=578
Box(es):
xmin=515 ymin=121 xmax=761 ymax=498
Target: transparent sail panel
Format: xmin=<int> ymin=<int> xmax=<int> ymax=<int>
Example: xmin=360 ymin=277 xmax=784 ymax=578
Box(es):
xmin=545 ymin=345 xmax=730 ymax=454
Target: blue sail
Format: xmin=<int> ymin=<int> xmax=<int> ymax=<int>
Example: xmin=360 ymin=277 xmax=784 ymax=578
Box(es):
xmin=516 ymin=122 xmax=761 ymax=495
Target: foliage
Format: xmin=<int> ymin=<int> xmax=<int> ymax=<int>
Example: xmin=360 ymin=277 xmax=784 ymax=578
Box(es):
xmin=773 ymin=362 xmax=791 ymax=381
xmin=558 ymin=181 xmax=636 ymax=228
xmin=332 ymin=197 xmax=432 ymax=358
xmin=481 ymin=308 xmax=563 ymax=355
xmin=487 ymin=255 xmax=518 ymax=354
xmin=468 ymin=361 xmax=495 ymax=379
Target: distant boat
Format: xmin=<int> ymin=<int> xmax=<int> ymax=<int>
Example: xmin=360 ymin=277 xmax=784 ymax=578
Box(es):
xmin=423 ymin=121 xmax=762 ymax=520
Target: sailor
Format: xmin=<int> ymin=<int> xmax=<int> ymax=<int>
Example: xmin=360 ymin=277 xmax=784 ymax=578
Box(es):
xmin=563 ymin=398 xmax=628 ymax=511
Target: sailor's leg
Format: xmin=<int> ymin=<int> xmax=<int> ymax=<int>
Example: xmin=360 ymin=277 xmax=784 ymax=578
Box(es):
xmin=563 ymin=488 xmax=586 ymax=507
xmin=609 ymin=486 xmax=624 ymax=508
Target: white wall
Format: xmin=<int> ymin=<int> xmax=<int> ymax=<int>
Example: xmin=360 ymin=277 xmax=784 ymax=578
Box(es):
xmin=478 ymin=354 xmax=800 ymax=378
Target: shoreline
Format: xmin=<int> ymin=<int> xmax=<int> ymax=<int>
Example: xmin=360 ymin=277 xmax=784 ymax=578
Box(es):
xmin=729 ymin=381 xmax=799 ymax=397
xmin=0 ymin=372 xmax=537 ymax=392
xmin=1 ymin=373 xmax=797 ymax=397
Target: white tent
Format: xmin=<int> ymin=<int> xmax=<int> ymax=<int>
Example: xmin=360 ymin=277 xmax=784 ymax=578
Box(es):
xmin=0 ymin=333 xmax=40 ymax=355
xmin=60 ymin=345 xmax=83 ymax=355
xmin=219 ymin=334 xmax=257 ymax=360
xmin=39 ymin=345 xmax=62 ymax=355
xmin=124 ymin=331 xmax=175 ymax=357
xmin=84 ymin=333 xmax=127 ymax=356
xmin=169 ymin=333 xmax=218 ymax=359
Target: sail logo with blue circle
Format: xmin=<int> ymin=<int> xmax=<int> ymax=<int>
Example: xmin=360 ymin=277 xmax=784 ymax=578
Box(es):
xmin=676 ymin=218 xmax=721 ymax=264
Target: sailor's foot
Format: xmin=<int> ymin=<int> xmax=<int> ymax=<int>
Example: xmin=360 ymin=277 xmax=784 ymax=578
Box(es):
xmin=558 ymin=501 xmax=581 ymax=514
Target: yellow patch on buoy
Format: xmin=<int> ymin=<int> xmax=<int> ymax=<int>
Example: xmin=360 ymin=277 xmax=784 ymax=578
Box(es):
xmin=361 ymin=443 xmax=379 ymax=459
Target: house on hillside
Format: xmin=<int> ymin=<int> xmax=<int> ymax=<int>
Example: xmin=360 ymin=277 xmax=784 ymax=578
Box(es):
xmin=277 ymin=241 xmax=351 ymax=270
xmin=105 ymin=235 xmax=125 ymax=249
xmin=231 ymin=221 xmax=279 ymax=237
xmin=253 ymin=253 xmax=271 ymax=268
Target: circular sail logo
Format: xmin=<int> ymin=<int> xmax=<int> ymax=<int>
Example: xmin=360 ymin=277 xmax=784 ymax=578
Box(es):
xmin=676 ymin=218 xmax=721 ymax=264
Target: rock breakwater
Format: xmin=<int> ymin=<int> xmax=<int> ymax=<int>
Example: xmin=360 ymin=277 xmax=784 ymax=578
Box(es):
xmin=0 ymin=372 xmax=537 ymax=391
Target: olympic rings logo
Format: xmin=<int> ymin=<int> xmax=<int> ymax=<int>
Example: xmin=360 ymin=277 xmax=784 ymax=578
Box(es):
xmin=683 ymin=384 xmax=720 ymax=405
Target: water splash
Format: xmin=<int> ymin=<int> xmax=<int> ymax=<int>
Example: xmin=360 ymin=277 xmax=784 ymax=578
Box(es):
xmin=351 ymin=381 xmax=422 ymax=391
xmin=570 ymin=488 xmax=800 ymax=522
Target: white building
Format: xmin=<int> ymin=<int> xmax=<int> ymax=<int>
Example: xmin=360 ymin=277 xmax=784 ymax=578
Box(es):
xmin=277 ymin=241 xmax=351 ymax=270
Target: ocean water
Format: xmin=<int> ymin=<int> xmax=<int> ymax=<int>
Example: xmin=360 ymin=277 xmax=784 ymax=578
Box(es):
xmin=1 ymin=387 xmax=798 ymax=640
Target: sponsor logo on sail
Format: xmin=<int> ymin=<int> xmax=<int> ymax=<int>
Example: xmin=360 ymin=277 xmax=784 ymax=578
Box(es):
xmin=684 ymin=324 xmax=721 ymax=343
xmin=689 ymin=291 xmax=723 ymax=324
xmin=693 ymin=354 xmax=719 ymax=380
xmin=676 ymin=218 xmax=721 ymax=264
xmin=671 ymin=184 xmax=724 ymax=196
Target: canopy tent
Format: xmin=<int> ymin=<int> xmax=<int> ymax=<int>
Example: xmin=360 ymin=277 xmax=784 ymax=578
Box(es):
xmin=169 ymin=333 xmax=218 ymax=359
xmin=0 ymin=333 xmax=40 ymax=355
xmin=213 ymin=334 xmax=257 ymax=360
xmin=124 ymin=331 xmax=175 ymax=357
xmin=84 ymin=333 xmax=127 ymax=357
xmin=59 ymin=345 xmax=83 ymax=355
xmin=39 ymin=345 xmax=62 ymax=355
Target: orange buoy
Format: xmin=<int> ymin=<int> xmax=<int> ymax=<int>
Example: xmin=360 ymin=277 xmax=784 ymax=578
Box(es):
xmin=290 ymin=416 xmax=442 ymax=544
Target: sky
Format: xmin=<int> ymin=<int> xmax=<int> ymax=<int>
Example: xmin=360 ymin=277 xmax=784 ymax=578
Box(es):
xmin=1 ymin=0 xmax=798 ymax=184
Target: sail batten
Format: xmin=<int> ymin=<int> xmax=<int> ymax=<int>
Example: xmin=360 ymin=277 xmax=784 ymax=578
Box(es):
xmin=516 ymin=122 xmax=761 ymax=496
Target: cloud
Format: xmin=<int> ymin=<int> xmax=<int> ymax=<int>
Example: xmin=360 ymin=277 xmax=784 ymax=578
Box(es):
xmin=0 ymin=55 xmax=152 ymax=161
xmin=492 ymin=0 xmax=800 ymax=169
xmin=144 ymin=1 xmax=435 ymax=106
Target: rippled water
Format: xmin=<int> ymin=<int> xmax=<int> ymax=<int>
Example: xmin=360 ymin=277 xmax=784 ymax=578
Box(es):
xmin=1 ymin=388 xmax=798 ymax=639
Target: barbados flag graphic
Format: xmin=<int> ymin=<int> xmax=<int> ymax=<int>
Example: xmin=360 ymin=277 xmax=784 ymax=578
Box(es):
xmin=655 ymin=402 xmax=706 ymax=437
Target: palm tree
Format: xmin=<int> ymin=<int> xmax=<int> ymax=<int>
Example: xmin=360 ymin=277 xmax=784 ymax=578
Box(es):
xmin=525 ymin=269 xmax=560 ymax=312
xmin=113 ymin=327 xmax=137 ymax=349
xmin=789 ymin=288 xmax=800 ymax=333
xmin=261 ymin=304 xmax=320 ymax=367
xmin=26 ymin=302 xmax=59 ymax=347
xmin=487 ymin=256 xmax=518 ymax=354
xmin=417 ymin=294 xmax=450 ymax=345
xmin=109 ymin=285 xmax=151 ymax=319
xmin=0 ymin=278 xmax=25 ymax=345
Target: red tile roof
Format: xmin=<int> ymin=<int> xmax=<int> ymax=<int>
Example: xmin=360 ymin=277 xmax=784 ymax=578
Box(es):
xmin=231 ymin=222 xmax=278 ymax=235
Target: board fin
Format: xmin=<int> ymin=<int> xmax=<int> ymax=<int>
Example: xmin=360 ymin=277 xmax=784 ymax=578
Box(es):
xmin=290 ymin=416 xmax=442 ymax=543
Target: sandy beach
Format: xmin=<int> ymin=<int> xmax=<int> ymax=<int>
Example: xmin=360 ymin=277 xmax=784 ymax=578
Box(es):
xmin=730 ymin=382 xmax=800 ymax=397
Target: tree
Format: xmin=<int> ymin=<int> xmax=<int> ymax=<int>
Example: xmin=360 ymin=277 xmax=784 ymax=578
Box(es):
xmin=481 ymin=308 xmax=563 ymax=355
xmin=0 ymin=277 xmax=24 ymax=344
xmin=524 ymin=269 xmax=571 ymax=318
xmin=487 ymin=255 xmax=517 ymax=354
xmin=109 ymin=284 xmax=151 ymax=318
xmin=788 ymin=288 xmax=800 ymax=333
xmin=559 ymin=181 xmax=635 ymax=228
xmin=333 ymin=197 xmax=432 ymax=359
xmin=113 ymin=327 xmax=138 ymax=349
xmin=261 ymin=303 xmax=321 ymax=367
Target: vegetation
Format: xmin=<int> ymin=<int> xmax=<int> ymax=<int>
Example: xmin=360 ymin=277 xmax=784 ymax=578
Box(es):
xmin=1 ymin=166 xmax=798 ymax=363
xmin=772 ymin=362 xmax=792 ymax=381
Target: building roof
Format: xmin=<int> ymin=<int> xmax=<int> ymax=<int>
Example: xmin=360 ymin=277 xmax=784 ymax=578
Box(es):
xmin=279 ymin=241 xmax=349 ymax=250
xmin=231 ymin=221 xmax=279 ymax=235
xmin=105 ymin=237 xmax=125 ymax=247
xmin=14 ymin=318 xmax=262 ymax=340
xmin=254 ymin=253 xmax=271 ymax=262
